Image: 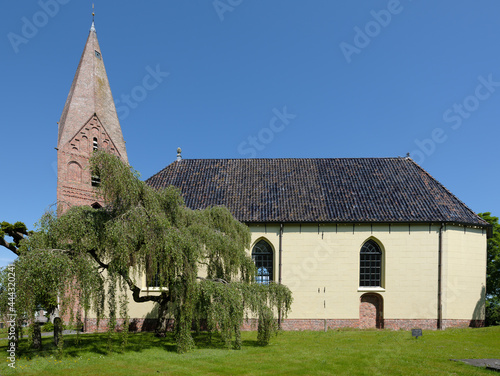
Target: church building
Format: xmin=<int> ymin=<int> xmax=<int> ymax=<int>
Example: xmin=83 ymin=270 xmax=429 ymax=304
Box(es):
xmin=57 ymin=22 xmax=488 ymax=331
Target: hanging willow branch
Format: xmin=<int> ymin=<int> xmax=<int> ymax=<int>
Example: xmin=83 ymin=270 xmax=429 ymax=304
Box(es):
xmin=0 ymin=151 xmax=293 ymax=353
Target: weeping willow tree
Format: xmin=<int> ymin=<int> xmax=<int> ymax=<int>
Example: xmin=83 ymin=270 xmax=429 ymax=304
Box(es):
xmin=0 ymin=151 xmax=292 ymax=353
xmin=0 ymin=216 xmax=102 ymax=353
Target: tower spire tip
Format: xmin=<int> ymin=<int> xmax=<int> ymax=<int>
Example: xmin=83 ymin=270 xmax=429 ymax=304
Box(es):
xmin=90 ymin=3 xmax=96 ymax=32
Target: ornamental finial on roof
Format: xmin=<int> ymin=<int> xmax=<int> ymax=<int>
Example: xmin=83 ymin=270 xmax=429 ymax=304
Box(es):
xmin=177 ymin=147 xmax=182 ymax=162
xmin=90 ymin=3 xmax=96 ymax=32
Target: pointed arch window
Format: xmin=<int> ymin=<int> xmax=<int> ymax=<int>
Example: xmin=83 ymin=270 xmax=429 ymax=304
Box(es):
xmin=360 ymin=239 xmax=382 ymax=287
xmin=252 ymin=240 xmax=273 ymax=285
xmin=93 ymin=137 xmax=98 ymax=151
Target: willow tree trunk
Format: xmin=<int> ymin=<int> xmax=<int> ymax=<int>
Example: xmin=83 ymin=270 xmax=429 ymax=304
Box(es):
xmin=155 ymin=294 xmax=170 ymax=337
xmin=32 ymin=322 xmax=42 ymax=350
xmin=53 ymin=317 xmax=63 ymax=347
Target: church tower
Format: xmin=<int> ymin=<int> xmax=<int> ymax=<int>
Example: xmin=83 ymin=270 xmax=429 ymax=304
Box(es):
xmin=57 ymin=21 xmax=128 ymax=213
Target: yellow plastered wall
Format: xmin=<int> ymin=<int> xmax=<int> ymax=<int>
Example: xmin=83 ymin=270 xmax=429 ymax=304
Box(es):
xmin=442 ymin=226 xmax=486 ymax=320
xmin=86 ymin=257 xmax=211 ymax=320
xmin=248 ymin=223 xmax=486 ymax=321
xmin=85 ymin=268 xmax=160 ymax=320
xmin=88 ymin=223 xmax=486 ymax=323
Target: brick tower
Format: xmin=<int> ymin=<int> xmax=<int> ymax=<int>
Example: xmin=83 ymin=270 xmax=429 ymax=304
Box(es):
xmin=57 ymin=21 xmax=128 ymax=213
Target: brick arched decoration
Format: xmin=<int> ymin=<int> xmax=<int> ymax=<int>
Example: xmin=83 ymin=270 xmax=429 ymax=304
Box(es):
xmin=67 ymin=161 xmax=82 ymax=183
xmin=359 ymin=293 xmax=384 ymax=329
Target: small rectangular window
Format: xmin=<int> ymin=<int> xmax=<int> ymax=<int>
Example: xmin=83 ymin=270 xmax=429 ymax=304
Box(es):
xmin=91 ymin=175 xmax=101 ymax=187
xmin=95 ymin=50 xmax=101 ymax=59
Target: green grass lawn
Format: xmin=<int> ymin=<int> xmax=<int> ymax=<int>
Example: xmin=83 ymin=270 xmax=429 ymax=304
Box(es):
xmin=0 ymin=326 xmax=499 ymax=375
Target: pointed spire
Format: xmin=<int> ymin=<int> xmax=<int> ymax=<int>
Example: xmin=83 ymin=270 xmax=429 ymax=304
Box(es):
xmin=57 ymin=20 xmax=128 ymax=162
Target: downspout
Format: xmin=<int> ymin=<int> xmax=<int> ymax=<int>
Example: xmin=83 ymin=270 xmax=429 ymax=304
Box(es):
xmin=279 ymin=223 xmax=283 ymax=285
xmin=437 ymin=223 xmax=444 ymax=330
xmin=278 ymin=223 xmax=283 ymax=328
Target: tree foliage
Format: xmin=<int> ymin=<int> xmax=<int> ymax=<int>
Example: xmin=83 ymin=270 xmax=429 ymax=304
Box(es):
xmin=479 ymin=212 xmax=500 ymax=326
xmin=0 ymin=151 xmax=293 ymax=352
xmin=0 ymin=221 xmax=29 ymax=255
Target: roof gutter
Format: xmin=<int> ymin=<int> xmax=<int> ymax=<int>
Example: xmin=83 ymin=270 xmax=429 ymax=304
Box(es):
xmin=243 ymin=220 xmax=489 ymax=229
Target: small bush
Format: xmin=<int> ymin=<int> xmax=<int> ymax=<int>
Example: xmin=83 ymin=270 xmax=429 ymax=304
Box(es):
xmin=486 ymin=299 xmax=500 ymax=326
xmin=42 ymin=322 xmax=54 ymax=332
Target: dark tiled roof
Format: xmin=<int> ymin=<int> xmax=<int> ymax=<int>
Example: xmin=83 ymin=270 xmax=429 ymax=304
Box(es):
xmin=145 ymin=158 xmax=487 ymax=226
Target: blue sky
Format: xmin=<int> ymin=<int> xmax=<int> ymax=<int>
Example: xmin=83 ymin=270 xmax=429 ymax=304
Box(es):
xmin=1 ymin=1 xmax=499 ymax=266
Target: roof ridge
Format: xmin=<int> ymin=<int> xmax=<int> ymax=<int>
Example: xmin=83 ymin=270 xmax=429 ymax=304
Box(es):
xmin=169 ymin=157 xmax=406 ymax=162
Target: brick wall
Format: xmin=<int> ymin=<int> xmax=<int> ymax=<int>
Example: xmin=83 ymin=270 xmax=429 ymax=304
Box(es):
xmin=57 ymin=115 xmax=123 ymax=214
xmin=82 ymin=317 xmax=484 ymax=333
xmin=83 ymin=318 xmax=164 ymax=333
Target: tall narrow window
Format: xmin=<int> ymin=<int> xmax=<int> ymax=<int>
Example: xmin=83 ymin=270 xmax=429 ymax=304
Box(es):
xmin=148 ymin=270 xmax=160 ymax=288
xmin=360 ymin=240 xmax=382 ymax=287
xmin=252 ymin=240 xmax=273 ymax=285
xmin=146 ymin=261 xmax=160 ymax=288
xmin=91 ymin=138 xmax=100 ymax=186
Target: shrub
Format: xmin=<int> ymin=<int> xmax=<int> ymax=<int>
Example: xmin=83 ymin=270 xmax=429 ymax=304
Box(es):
xmin=42 ymin=322 xmax=54 ymax=332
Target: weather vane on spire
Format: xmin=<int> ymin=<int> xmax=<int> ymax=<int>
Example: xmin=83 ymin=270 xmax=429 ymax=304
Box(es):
xmin=90 ymin=3 xmax=96 ymax=32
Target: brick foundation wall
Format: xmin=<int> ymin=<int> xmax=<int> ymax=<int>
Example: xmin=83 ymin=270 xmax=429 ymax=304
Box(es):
xmin=83 ymin=318 xmax=165 ymax=333
xmin=83 ymin=317 xmax=484 ymax=333
xmin=384 ymin=319 xmax=485 ymax=330
xmin=442 ymin=319 xmax=485 ymax=329
xmin=384 ymin=319 xmax=438 ymax=330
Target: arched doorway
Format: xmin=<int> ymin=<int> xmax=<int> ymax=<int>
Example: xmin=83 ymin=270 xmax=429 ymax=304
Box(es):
xmin=359 ymin=293 xmax=383 ymax=329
